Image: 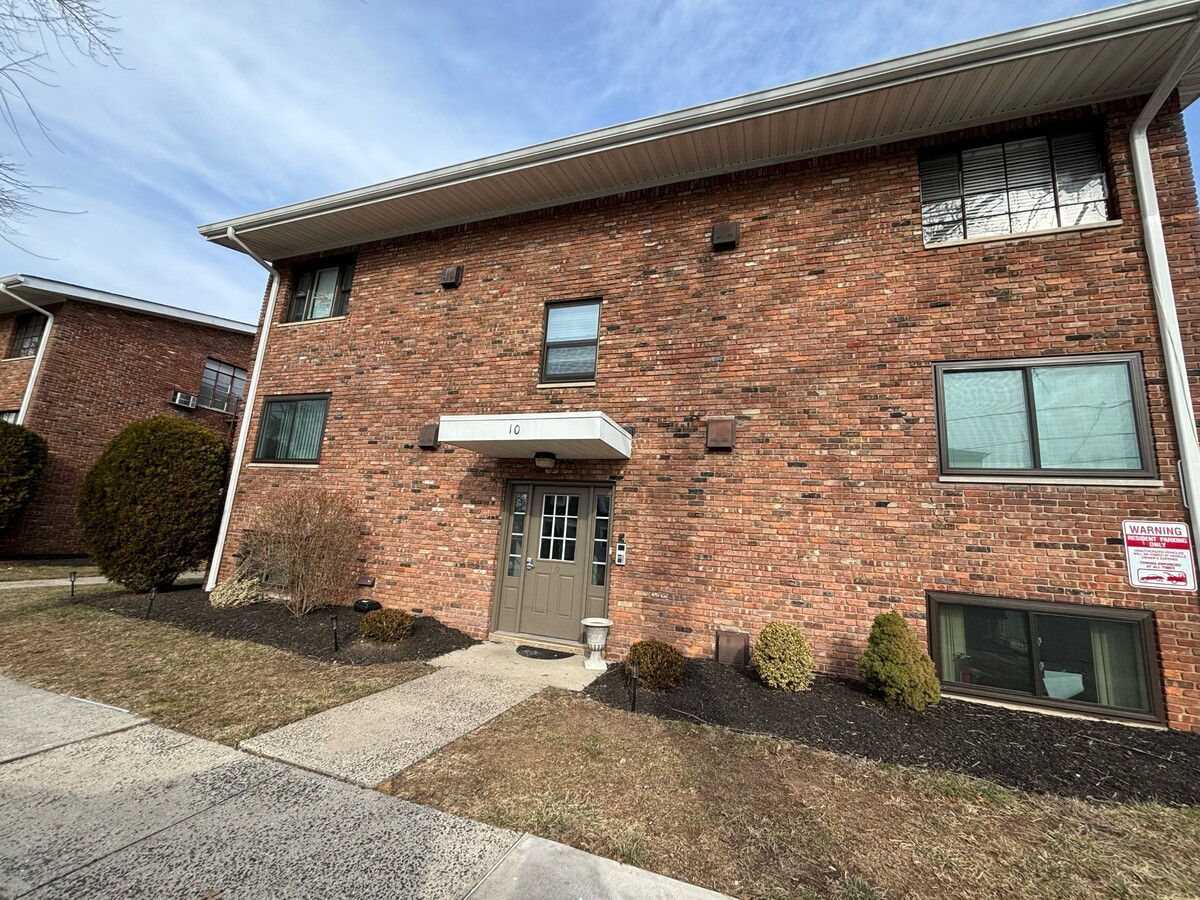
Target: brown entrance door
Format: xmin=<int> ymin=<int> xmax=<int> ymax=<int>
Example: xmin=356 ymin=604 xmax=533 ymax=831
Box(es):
xmin=493 ymin=483 xmax=612 ymax=643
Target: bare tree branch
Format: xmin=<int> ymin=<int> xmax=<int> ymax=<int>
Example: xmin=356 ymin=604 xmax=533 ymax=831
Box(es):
xmin=0 ymin=0 xmax=120 ymax=234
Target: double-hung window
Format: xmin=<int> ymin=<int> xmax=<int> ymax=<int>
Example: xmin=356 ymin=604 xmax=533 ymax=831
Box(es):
xmin=198 ymin=358 xmax=247 ymax=413
xmin=286 ymin=255 xmax=355 ymax=322
xmin=8 ymin=314 xmax=45 ymax=359
xmin=934 ymin=354 xmax=1154 ymax=479
xmin=919 ymin=129 xmax=1110 ymax=244
xmin=253 ymin=394 xmax=330 ymax=463
xmin=542 ymin=299 xmax=601 ymax=383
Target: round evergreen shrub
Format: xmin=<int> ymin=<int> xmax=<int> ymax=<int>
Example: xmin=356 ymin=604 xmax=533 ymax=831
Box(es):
xmin=77 ymin=416 xmax=228 ymax=592
xmin=857 ymin=611 xmax=941 ymax=711
xmin=360 ymin=608 xmax=414 ymax=641
xmin=624 ymin=639 xmax=685 ymax=690
xmin=0 ymin=420 xmax=48 ymax=532
xmin=751 ymin=621 xmax=816 ymax=692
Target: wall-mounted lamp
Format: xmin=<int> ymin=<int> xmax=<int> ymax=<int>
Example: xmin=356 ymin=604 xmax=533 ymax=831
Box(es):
xmin=533 ymin=451 xmax=557 ymax=471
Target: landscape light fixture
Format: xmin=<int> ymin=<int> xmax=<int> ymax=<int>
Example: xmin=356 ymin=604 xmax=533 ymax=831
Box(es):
xmin=533 ymin=451 xmax=557 ymax=471
xmin=630 ymin=655 xmax=641 ymax=713
xmin=69 ymin=570 xmax=77 ymax=599
xmin=331 ymin=614 xmax=339 ymax=653
xmin=145 ymin=587 xmax=157 ymax=620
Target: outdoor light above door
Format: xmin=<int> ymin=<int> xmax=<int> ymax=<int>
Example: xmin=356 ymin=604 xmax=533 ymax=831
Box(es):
xmin=534 ymin=451 xmax=556 ymax=470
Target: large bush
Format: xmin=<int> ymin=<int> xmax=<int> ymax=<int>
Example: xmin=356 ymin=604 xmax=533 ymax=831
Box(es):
xmin=624 ymin=640 xmax=685 ymax=690
xmin=78 ymin=416 xmax=228 ymax=591
xmin=0 ymin=421 xmax=48 ymax=532
xmin=751 ymin=621 xmax=816 ymax=692
xmin=238 ymin=488 xmax=360 ymax=617
xmin=857 ymin=611 xmax=941 ymax=711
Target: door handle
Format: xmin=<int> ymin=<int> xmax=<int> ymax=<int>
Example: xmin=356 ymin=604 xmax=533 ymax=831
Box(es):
xmin=526 ymin=557 xmax=534 ymax=570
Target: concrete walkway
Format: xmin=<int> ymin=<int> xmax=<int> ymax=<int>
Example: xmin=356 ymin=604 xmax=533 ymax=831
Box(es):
xmin=0 ymin=675 xmax=728 ymax=899
xmin=240 ymin=641 xmax=600 ymax=787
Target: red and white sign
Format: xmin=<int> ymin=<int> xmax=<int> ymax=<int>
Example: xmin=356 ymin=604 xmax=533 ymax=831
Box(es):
xmin=1122 ymin=520 xmax=1196 ymax=592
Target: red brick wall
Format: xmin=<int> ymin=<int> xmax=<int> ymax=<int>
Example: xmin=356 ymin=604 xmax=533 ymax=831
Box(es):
xmin=0 ymin=315 xmax=36 ymax=410
xmin=219 ymin=96 xmax=1200 ymax=730
xmin=0 ymin=301 xmax=254 ymax=556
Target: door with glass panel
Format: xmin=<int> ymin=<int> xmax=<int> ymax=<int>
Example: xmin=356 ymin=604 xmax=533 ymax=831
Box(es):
xmin=493 ymin=483 xmax=612 ymax=643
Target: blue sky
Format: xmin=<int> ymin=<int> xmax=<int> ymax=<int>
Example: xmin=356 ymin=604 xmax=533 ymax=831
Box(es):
xmin=0 ymin=0 xmax=1193 ymax=323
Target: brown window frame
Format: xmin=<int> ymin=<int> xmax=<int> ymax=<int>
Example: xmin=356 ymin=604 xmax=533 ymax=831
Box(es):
xmin=8 ymin=313 xmax=45 ymax=359
xmin=927 ymin=591 xmax=1165 ymax=724
xmin=197 ymin=357 xmax=248 ymax=413
xmin=252 ymin=393 xmax=331 ymax=464
xmin=540 ymin=298 xmax=601 ymax=384
xmin=285 ymin=255 xmax=356 ymax=323
xmin=933 ymin=353 xmax=1156 ymax=480
xmin=918 ymin=122 xmax=1113 ymax=245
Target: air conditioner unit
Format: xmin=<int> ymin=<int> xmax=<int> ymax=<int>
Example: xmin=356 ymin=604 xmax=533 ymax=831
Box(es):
xmin=171 ymin=390 xmax=198 ymax=409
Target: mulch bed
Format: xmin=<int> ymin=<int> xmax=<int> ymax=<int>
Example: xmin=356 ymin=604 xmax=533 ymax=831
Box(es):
xmin=80 ymin=587 xmax=477 ymax=664
xmin=585 ymin=658 xmax=1200 ymax=806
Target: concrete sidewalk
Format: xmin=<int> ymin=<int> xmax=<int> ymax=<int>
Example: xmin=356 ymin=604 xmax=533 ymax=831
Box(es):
xmin=240 ymin=640 xmax=601 ymax=787
xmin=0 ymin=675 xmax=729 ymax=899
xmin=0 ymin=571 xmax=205 ymax=591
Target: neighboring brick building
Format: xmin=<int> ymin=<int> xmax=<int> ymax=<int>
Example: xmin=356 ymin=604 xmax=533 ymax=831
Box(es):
xmin=202 ymin=4 xmax=1200 ymax=729
xmin=0 ymin=276 xmax=255 ymax=556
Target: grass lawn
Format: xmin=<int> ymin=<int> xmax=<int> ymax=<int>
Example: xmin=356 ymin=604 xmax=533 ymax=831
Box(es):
xmin=0 ymin=583 xmax=430 ymax=745
xmin=0 ymin=557 xmax=101 ymax=582
xmin=384 ymin=689 xmax=1200 ymax=900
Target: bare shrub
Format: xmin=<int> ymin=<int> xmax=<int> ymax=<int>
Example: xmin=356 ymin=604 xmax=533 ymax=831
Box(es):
xmin=238 ymin=488 xmax=360 ymax=617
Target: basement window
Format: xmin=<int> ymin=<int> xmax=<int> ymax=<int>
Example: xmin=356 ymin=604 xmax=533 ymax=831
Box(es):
xmin=285 ymin=255 xmax=356 ymax=322
xmin=253 ymin=394 xmax=330 ymax=463
xmin=934 ymin=354 xmax=1154 ymax=479
xmin=919 ymin=129 xmax=1111 ymax=244
xmin=928 ymin=592 xmax=1162 ymax=722
xmin=541 ymin=299 xmax=600 ymax=383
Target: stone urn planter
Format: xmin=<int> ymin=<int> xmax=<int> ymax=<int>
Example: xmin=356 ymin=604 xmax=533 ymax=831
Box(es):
xmin=581 ymin=617 xmax=614 ymax=670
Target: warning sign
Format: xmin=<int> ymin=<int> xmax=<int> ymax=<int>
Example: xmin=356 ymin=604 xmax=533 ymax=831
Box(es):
xmin=1122 ymin=520 xmax=1196 ymax=592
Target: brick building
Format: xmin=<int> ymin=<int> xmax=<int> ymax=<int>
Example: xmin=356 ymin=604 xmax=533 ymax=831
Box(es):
xmin=202 ymin=3 xmax=1200 ymax=729
xmin=0 ymin=276 xmax=255 ymax=556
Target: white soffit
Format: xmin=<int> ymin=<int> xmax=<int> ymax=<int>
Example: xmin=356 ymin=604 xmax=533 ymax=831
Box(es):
xmin=200 ymin=1 xmax=1200 ymax=261
xmin=439 ymin=411 xmax=632 ymax=460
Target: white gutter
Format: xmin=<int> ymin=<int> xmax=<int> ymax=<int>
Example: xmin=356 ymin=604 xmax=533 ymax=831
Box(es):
xmin=0 ymin=276 xmax=55 ymax=426
xmin=1130 ymin=10 xmax=1200 ymax=545
xmin=205 ymin=227 xmax=280 ymax=590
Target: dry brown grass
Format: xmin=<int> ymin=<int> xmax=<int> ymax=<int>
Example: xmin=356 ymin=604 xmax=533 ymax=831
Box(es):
xmin=0 ymin=584 xmax=429 ymax=745
xmin=0 ymin=557 xmax=100 ymax=582
xmin=385 ymin=690 xmax=1200 ymax=900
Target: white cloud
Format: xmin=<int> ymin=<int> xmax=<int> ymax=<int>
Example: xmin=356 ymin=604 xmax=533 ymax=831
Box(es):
xmin=0 ymin=0 xmax=1192 ymax=323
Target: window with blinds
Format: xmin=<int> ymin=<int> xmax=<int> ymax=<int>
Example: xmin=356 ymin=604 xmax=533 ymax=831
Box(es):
xmin=286 ymin=255 xmax=356 ymax=322
xmin=253 ymin=394 xmax=330 ymax=463
xmin=919 ymin=130 xmax=1110 ymax=244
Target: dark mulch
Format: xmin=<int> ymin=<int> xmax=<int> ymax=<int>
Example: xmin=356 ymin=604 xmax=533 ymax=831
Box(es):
xmin=80 ymin=587 xmax=477 ymax=664
xmin=585 ymin=658 xmax=1200 ymax=807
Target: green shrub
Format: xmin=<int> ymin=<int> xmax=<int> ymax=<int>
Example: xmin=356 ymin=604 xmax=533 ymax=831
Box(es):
xmin=857 ymin=611 xmax=941 ymax=711
xmin=0 ymin=421 xmax=48 ymax=532
xmin=360 ymin=608 xmax=413 ymax=641
xmin=209 ymin=570 xmax=265 ymax=609
xmin=624 ymin=640 xmax=685 ymax=690
xmin=751 ymin=621 xmax=816 ymax=692
xmin=77 ymin=416 xmax=228 ymax=592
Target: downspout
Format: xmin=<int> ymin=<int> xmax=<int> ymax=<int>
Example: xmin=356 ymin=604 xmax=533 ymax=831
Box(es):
xmin=0 ymin=276 xmax=54 ymax=426
xmin=205 ymin=227 xmax=281 ymax=590
xmin=1130 ymin=11 xmax=1200 ymax=547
